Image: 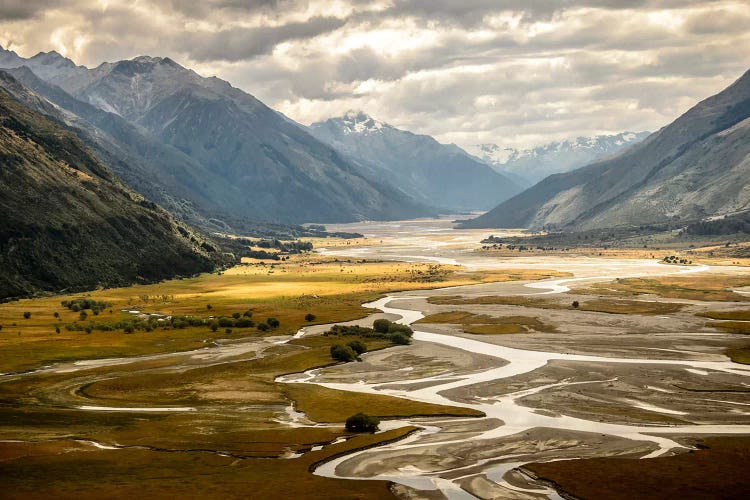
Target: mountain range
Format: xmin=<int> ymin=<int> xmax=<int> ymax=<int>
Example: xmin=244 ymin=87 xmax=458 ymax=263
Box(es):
xmin=0 ymin=72 xmax=226 ymax=300
xmin=0 ymin=47 xmax=434 ymax=226
xmin=309 ymin=111 xmax=522 ymax=212
xmin=465 ymin=132 xmax=650 ymax=185
xmin=461 ymin=69 xmax=750 ymax=231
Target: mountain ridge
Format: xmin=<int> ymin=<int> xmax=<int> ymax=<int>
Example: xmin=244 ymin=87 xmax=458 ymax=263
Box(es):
xmin=460 ymin=68 xmax=750 ymax=231
xmin=0 ymin=47 xmax=433 ymax=224
xmin=309 ymin=111 xmax=523 ymax=212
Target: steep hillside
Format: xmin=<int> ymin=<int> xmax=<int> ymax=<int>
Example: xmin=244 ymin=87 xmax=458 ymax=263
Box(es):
xmin=310 ymin=111 xmax=522 ymax=212
xmin=0 ymin=81 xmax=224 ymax=300
xmin=0 ymin=48 xmax=431 ymax=224
xmin=461 ymin=69 xmax=750 ymax=230
xmin=465 ymin=132 xmax=649 ymax=184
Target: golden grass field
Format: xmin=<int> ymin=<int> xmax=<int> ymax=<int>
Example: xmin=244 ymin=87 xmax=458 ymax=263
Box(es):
xmin=416 ymin=310 xmax=557 ymax=334
xmin=0 ymin=254 xmax=567 ymax=498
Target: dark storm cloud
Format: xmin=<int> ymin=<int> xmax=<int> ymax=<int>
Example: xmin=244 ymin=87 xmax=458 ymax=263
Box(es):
xmin=0 ymin=0 xmax=71 ymax=20
xmin=181 ymin=16 xmax=347 ymax=62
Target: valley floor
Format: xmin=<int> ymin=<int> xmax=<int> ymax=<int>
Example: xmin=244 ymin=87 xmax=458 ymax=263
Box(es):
xmin=1 ymin=217 xmax=749 ymax=499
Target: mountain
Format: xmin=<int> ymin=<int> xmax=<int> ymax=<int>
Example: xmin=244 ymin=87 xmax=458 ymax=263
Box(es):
xmin=0 ymin=74 xmax=225 ymax=300
xmin=0 ymin=47 xmax=431 ymax=224
xmin=461 ymin=69 xmax=750 ymax=231
xmin=309 ymin=111 xmax=523 ymax=212
xmin=465 ymin=132 xmax=650 ymax=185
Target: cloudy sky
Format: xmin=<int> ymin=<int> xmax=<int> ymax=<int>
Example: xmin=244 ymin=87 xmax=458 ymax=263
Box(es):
xmin=1 ymin=0 xmax=749 ymax=149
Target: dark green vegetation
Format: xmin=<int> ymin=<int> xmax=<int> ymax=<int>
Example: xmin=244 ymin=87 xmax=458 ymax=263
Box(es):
xmin=345 ymin=413 xmax=380 ymax=433
xmin=0 ymin=52 xmax=431 ymax=225
xmin=325 ymin=320 xmax=414 ymax=345
xmin=685 ymin=210 xmax=750 ymax=235
xmin=0 ymin=78 xmax=228 ymax=301
xmin=524 ymin=436 xmax=750 ymax=500
xmin=330 ymin=340 xmax=368 ymax=361
xmin=462 ymin=68 xmax=750 ymax=231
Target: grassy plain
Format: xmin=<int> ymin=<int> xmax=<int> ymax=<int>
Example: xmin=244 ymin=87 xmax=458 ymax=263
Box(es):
xmin=524 ymin=436 xmax=750 ymax=500
xmin=0 ymin=427 xmax=418 ymax=500
xmin=573 ymin=275 xmax=750 ymax=302
xmin=428 ymin=295 xmax=685 ymax=315
xmin=0 ymin=255 xmax=554 ymax=373
xmin=416 ymin=310 xmax=557 ymax=334
xmin=1 ymin=254 xmax=557 ymax=498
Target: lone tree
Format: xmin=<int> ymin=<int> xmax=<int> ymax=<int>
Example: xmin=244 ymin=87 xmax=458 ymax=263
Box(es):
xmin=267 ymin=317 xmax=280 ymax=328
xmin=571 ymin=301 xmax=580 ymax=309
xmin=305 ymin=313 xmax=316 ymax=322
xmin=330 ymin=344 xmax=357 ymax=362
xmin=23 ymin=312 xmax=31 ymax=319
xmin=345 ymin=413 xmax=380 ymax=433
xmin=257 ymin=322 xmax=269 ymax=332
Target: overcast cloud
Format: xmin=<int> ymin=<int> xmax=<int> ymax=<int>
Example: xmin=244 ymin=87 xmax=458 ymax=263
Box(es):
xmin=1 ymin=0 xmax=748 ymax=148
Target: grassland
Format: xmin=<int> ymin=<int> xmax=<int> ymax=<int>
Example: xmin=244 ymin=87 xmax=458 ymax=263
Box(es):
xmin=698 ymin=310 xmax=750 ymax=320
xmin=0 ymin=427 xmax=418 ymax=500
xmin=285 ymin=384 xmax=483 ymax=421
xmin=427 ymin=295 xmax=684 ymax=315
xmin=523 ymin=436 xmax=750 ymax=500
xmin=416 ymin=310 xmax=557 ymax=334
xmin=0 ymin=255 xmax=548 ymax=373
xmin=574 ymin=275 xmax=750 ymax=302
xmin=726 ymin=347 xmax=750 ymax=364
xmin=709 ymin=321 xmax=750 ymax=334
xmin=2 ymin=254 xmax=549 ymax=498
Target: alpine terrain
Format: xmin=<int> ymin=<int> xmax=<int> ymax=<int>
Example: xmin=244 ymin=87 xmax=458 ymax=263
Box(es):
xmin=0 ymin=46 xmax=432 ymax=225
xmin=0 ymin=72 xmax=224 ymax=300
xmin=461 ymin=69 xmax=750 ymax=231
xmin=310 ymin=111 xmax=523 ymax=212
xmin=465 ymin=132 xmax=650 ymax=185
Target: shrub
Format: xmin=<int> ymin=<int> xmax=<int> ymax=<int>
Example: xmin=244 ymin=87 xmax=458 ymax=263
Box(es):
xmin=209 ymin=321 xmax=219 ymax=332
xmin=235 ymin=318 xmax=254 ymax=328
xmin=267 ymin=317 xmax=280 ymax=328
xmin=55 ymin=327 xmax=60 ymax=334
xmin=23 ymin=312 xmax=31 ymax=319
xmin=388 ymin=323 xmax=413 ymax=337
xmin=390 ymin=333 xmax=411 ymax=345
xmin=53 ymin=312 xmax=60 ymax=318
xmin=305 ymin=313 xmax=316 ymax=322
xmin=347 ymin=340 xmax=368 ymax=355
xmin=571 ymin=301 xmax=580 ymax=309
xmin=225 ymin=328 xmax=232 ymax=334
xmin=373 ymin=319 xmax=390 ymax=333
xmin=218 ymin=317 xmax=234 ymax=328
xmin=207 ymin=304 xmax=213 ymax=310
xmin=242 ymin=310 xmax=253 ymax=318
xmin=257 ymin=323 xmax=269 ymax=332
xmin=232 ymin=312 xmax=241 ymax=319
xmin=345 ymin=413 xmax=379 ymax=433
xmin=331 ymin=344 xmax=357 ymax=362
xmin=79 ymin=311 xmax=88 ymax=320
xmin=123 ymin=325 xmax=134 ymax=334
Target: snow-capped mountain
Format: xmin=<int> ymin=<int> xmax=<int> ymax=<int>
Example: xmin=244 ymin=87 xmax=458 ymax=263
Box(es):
xmin=0 ymin=47 xmax=433 ymax=224
xmin=466 ymin=132 xmax=650 ymax=184
xmin=310 ymin=111 xmax=524 ymax=212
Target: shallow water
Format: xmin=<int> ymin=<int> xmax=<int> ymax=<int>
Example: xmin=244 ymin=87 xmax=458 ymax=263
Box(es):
xmin=288 ymin=220 xmax=750 ymax=498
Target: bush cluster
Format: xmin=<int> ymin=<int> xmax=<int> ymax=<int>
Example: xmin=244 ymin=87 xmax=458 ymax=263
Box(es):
xmin=345 ymin=413 xmax=380 ymax=433
xmin=330 ymin=340 xmax=369 ymax=362
xmin=325 ymin=319 xmax=413 ymax=346
xmin=61 ymin=298 xmax=112 ymax=314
